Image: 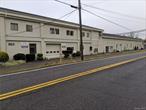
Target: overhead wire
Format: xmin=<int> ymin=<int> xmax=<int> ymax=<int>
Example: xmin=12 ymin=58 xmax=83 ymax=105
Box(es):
xmin=59 ymin=9 xmax=77 ymax=20
xmin=82 ymin=3 xmax=145 ymax=21
xmin=54 ymin=0 xmax=132 ymax=30
xmin=82 ymin=8 xmax=131 ymax=31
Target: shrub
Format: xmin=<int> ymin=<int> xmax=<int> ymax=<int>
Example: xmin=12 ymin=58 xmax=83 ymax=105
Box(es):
xmin=72 ymin=53 xmax=76 ymax=57
xmin=67 ymin=47 xmax=73 ymax=54
xmin=13 ymin=53 xmax=26 ymax=60
xmin=37 ymin=53 xmax=43 ymax=61
xmin=26 ymin=54 xmax=35 ymax=62
xmin=76 ymin=51 xmax=81 ymax=57
xmin=72 ymin=51 xmax=81 ymax=57
xmin=62 ymin=51 xmax=70 ymax=58
xmin=0 ymin=51 xmax=9 ymax=62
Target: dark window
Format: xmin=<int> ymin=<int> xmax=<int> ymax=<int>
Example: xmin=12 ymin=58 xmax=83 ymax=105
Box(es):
xmin=66 ymin=30 xmax=70 ymax=35
xmin=8 ymin=42 xmax=15 ymax=46
xmin=50 ymin=28 xmax=55 ymax=34
xmin=11 ymin=23 xmax=18 ymax=31
xmin=87 ymin=33 xmax=90 ymax=38
xmin=70 ymin=31 xmax=74 ymax=36
xmin=66 ymin=30 xmax=74 ymax=36
xmin=55 ymin=29 xmax=59 ymax=34
xmin=26 ymin=25 xmax=33 ymax=32
xmin=82 ymin=32 xmax=85 ymax=37
xmin=50 ymin=28 xmax=59 ymax=34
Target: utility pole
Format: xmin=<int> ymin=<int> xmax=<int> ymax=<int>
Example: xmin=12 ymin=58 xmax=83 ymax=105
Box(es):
xmin=78 ymin=0 xmax=84 ymax=61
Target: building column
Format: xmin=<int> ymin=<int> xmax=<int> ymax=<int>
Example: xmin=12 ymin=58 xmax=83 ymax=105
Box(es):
xmin=40 ymin=23 xmax=46 ymax=58
xmin=0 ymin=17 xmax=6 ymax=52
xmin=77 ymin=29 xmax=80 ymax=51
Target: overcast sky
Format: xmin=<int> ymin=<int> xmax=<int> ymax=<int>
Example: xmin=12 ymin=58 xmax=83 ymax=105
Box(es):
xmin=0 ymin=0 xmax=145 ymax=39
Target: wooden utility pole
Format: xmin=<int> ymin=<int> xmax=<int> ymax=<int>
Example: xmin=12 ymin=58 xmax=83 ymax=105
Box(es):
xmin=78 ymin=0 xmax=84 ymax=61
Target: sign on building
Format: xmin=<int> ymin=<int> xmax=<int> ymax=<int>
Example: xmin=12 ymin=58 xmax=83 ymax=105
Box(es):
xmin=21 ymin=42 xmax=29 ymax=48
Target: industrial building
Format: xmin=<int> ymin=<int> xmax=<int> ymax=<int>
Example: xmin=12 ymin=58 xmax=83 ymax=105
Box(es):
xmin=0 ymin=8 xmax=144 ymax=59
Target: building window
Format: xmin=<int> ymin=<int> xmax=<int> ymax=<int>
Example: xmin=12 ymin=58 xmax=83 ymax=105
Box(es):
xmin=87 ymin=33 xmax=90 ymax=38
xmin=26 ymin=25 xmax=33 ymax=32
xmin=66 ymin=30 xmax=74 ymax=36
xmin=55 ymin=28 xmax=59 ymax=34
xmin=50 ymin=28 xmax=59 ymax=34
xmin=11 ymin=23 xmax=18 ymax=31
xmin=82 ymin=32 xmax=85 ymax=37
xmin=50 ymin=28 xmax=55 ymax=34
xmin=8 ymin=42 xmax=15 ymax=46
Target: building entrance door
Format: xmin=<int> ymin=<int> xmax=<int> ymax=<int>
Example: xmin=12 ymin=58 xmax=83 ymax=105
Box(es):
xmin=105 ymin=46 xmax=109 ymax=53
xmin=29 ymin=44 xmax=36 ymax=54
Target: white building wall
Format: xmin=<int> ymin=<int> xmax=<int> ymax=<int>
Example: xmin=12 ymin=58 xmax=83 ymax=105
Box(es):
xmin=91 ymin=31 xmax=100 ymax=54
xmin=0 ymin=9 xmax=144 ymax=60
xmin=5 ymin=19 xmax=41 ymax=38
xmin=6 ymin=41 xmax=41 ymax=59
xmin=99 ymin=38 xmax=143 ymax=53
xmin=0 ymin=17 xmax=6 ymax=52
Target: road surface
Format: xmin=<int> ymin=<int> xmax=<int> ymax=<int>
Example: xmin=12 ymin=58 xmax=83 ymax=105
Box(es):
xmin=0 ymin=52 xmax=146 ymax=110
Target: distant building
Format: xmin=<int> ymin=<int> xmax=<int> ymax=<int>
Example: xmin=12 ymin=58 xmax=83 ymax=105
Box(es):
xmin=0 ymin=8 xmax=144 ymax=59
xmin=144 ymin=40 xmax=146 ymax=49
xmin=100 ymin=33 xmax=143 ymax=53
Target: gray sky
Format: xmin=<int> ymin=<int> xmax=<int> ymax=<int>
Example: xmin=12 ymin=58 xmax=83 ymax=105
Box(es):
xmin=0 ymin=0 xmax=146 ymax=39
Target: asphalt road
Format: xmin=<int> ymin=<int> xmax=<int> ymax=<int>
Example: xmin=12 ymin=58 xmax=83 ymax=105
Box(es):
xmin=0 ymin=52 xmax=146 ymax=110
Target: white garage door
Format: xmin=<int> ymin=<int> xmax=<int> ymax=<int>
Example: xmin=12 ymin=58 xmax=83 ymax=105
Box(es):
xmin=83 ymin=43 xmax=91 ymax=55
xmin=46 ymin=44 xmax=61 ymax=59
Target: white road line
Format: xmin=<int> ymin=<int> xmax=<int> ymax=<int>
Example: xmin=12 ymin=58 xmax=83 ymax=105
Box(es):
xmin=0 ymin=52 xmax=145 ymax=78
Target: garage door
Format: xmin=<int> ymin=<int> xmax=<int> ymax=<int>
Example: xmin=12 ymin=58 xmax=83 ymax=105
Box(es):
xmin=83 ymin=43 xmax=91 ymax=55
xmin=46 ymin=44 xmax=61 ymax=59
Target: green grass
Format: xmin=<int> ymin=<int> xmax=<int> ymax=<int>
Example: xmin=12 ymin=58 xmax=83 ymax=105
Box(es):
xmin=2 ymin=60 xmax=25 ymax=66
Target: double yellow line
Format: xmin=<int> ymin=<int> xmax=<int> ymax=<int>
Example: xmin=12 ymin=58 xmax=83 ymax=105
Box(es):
xmin=0 ymin=56 xmax=146 ymax=101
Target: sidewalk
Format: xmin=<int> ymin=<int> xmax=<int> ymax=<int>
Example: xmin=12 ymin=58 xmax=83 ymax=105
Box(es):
xmin=0 ymin=50 xmax=146 ymax=74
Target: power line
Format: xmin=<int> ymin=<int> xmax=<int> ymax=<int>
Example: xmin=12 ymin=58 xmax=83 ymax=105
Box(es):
xmin=82 ymin=3 xmax=145 ymax=21
xmin=54 ymin=0 xmax=72 ymax=7
xmin=59 ymin=9 xmax=77 ymax=19
xmin=54 ymin=0 xmax=78 ymax=9
xmin=7 ymin=9 xmax=77 ymax=36
xmin=54 ymin=0 xmax=145 ymax=21
xmin=54 ymin=0 xmax=135 ymax=31
xmin=82 ymin=8 xmax=131 ymax=31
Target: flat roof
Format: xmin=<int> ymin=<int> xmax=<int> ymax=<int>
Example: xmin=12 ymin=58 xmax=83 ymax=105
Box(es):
xmin=0 ymin=7 xmax=103 ymax=32
xmin=103 ymin=33 xmax=143 ymax=41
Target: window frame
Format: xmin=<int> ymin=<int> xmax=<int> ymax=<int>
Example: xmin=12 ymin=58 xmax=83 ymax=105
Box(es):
xmin=50 ymin=28 xmax=60 ymax=35
xmin=10 ymin=23 xmax=18 ymax=31
xmin=26 ymin=24 xmax=33 ymax=32
xmin=87 ymin=33 xmax=90 ymax=38
xmin=66 ymin=30 xmax=74 ymax=36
